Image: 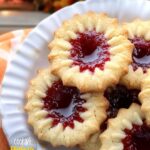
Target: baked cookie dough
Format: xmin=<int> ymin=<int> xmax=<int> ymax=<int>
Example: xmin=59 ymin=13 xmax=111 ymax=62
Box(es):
xmin=100 ymin=103 xmax=150 ymax=150
xmin=80 ymin=132 xmax=101 ymax=150
xmin=139 ymin=70 xmax=150 ymax=125
xmin=80 ymin=84 xmax=140 ymax=150
xmin=49 ymin=12 xmax=133 ymax=92
xmin=25 ymin=68 xmax=108 ymax=147
xmin=121 ymin=20 xmax=150 ymax=89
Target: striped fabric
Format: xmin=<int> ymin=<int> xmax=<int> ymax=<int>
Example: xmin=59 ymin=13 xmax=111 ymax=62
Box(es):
xmin=0 ymin=29 xmax=31 ymax=83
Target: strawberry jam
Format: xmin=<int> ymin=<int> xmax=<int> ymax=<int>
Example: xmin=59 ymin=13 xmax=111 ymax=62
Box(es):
xmin=42 ymin=80 xmax=86 ymax=129
xmin=122 ymin=122 xmax=150 ymax=150
xmin=131 ymin=37 xmax=150 ymax=73
xmin=70 ymin=31 xmax=110 ymax=72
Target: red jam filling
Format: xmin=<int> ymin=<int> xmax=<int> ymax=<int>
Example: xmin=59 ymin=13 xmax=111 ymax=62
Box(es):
xmin=42 ymin=80 xmax=87 ymax=129
xmin=131 ymin=37 xmax=150 ymax=73
xmin=100 ymin=85 xmax=140 ymax=131
xmin=122 ymin=122 xmax=150 ymax=150
xmin=104 ymin=84 xmax=140 ymax=118
xmin=70 ymin=31 xmax=110 ymax=72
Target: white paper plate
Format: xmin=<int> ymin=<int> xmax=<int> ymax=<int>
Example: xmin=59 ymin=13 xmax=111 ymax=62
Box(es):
xmin=1 ymin=0 xmax=150 ymax=149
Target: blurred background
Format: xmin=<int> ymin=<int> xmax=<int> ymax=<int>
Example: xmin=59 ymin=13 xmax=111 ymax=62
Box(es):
xmin=0 ymin=0 xmax=82 ymax=34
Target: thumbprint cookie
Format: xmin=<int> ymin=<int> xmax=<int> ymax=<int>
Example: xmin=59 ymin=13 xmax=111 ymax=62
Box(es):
xmin=121 ymin=20 xmax=150 ymax=89
xmin=25 ymin=68 xmax=107 ymax=147
xmin=100 ymin=103 xmax=150 ymax=150
xmin=48 ymin=12 xmax=133 ymax=92
xmin=80 ymin=84 xmax=140 ymax=150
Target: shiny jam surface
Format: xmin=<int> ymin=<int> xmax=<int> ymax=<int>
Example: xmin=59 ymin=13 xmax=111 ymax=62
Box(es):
xmin=70 ymin=31 xmax=110 ymax=72
xmin=131 ymin=37 xmax=150 ymax=73
xmin=104 ymin=84 xmax=140 ymax=118
xmin=122 ymin=123 xmax=150 ymax=150
xmin=100 ymin=85 xmax=140 ymax=131
xmin=42 ymin=80 xmax=86 ymax=129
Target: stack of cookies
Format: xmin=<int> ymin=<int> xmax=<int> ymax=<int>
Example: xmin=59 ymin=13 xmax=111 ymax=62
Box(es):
xmin=25 ymin=12 xmax=150 ymax=150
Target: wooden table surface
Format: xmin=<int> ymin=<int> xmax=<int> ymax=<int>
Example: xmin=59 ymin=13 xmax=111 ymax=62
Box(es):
xmin=0 ymin=128 xmax=10 ymax=150
xmin=0 ymin=114 xmax=9 ymax=149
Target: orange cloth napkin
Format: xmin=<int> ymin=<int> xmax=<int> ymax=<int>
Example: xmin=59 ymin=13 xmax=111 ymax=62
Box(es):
xmin=0 ymin=29 xmax=31 ymax=83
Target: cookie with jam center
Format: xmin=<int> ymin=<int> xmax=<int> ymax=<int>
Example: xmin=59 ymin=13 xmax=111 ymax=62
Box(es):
xmin=100 ymin=103 xmax=150 ymax=150
xmin=49 ymin=12 xmax=133 ymax=92
xmin=121 ymin=20 xmax=150 ymax=89
xmin=25 ymin=68 xmax=108 ymax=147
xmin=80 ymin=84 xmax=140 ymax=150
